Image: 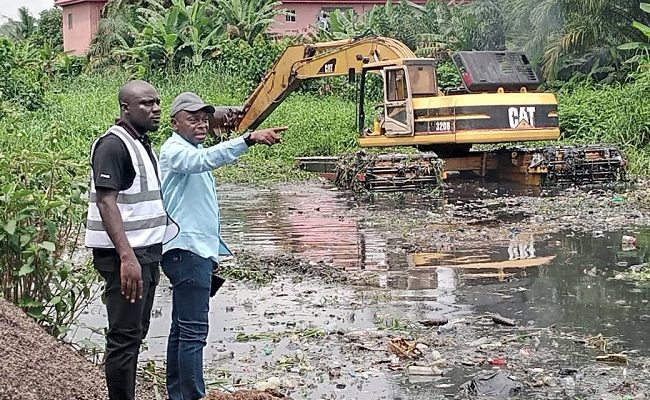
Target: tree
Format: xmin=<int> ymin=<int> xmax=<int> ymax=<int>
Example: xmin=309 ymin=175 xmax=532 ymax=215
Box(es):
xmin=463 ymin=0 xmax=506 ymax=51
xmin=413 ymin=1 xmax=475 ymax=56
xmin=110 ymin=0 xmax=225 ymax=74
xmin=1 ymin=7 xmax=37 ymax=41
xmin=215 ymin=0 xmax=282 ymax=45
xmin=505 ymin=0 xmax=650 ymax=80
xmin=87 ymin=0 xmax=140 ymax=70
xmin=34 ymin=8 xmax=63 ymax=48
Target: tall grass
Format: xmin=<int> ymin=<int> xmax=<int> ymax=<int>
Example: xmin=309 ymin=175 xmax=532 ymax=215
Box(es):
xmin=556 ymin=74 xmax=650 ymax=175
xmin=2 ymin=64 xmax=649 ymax=179
xmin=0 ymin=64 xmax=360 ymax=183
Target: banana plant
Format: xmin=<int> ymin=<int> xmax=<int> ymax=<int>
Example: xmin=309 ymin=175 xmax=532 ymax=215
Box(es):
xmin=117 ymin=0 xmax=224 ymax=71
xmin=216 ymin=0 xmax=282 ymax=45
xmin=174 ymin=0 xmax=223 ymax=67
xmin=618 ymin=3 xmax=650 ymax=71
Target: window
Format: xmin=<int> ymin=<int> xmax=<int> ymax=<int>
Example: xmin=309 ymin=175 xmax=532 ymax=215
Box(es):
xmin=67 ymin=13 xmax=73 ymax=29
xmin=285 ymin=10 xmax=296 ymax=22
xmin=408 ymin=65 xmax=437 ymax=96
xmin=386 ymin=69 xmax=408 ymax=102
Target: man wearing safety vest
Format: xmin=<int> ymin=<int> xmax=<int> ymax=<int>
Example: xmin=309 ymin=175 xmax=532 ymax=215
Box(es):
xmin=85 ymin=80 xmax=178 ymax=400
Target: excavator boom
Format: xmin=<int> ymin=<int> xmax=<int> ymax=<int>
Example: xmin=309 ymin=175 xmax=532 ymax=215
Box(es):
xmin=237 ymin=37 xmax=415 ymax=132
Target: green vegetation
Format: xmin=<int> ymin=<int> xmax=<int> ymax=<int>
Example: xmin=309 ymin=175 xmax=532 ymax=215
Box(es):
xmin=556 ymin=74 xmax=650 ymax=175
xmin=623 ymin=265 xmax=650 ymax=283
xmin=0 ymin=0 xmax=649 ymax=335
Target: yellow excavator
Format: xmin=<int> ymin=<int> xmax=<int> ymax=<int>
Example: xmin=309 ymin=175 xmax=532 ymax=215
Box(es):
xmin=209 ymin=36 xmax=626 ymax=191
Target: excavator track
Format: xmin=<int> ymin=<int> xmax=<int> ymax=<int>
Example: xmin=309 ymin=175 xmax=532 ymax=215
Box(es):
xmin=296 ymin=144 xmax=627 ymax=192
xmin=508 ymin=145 xmax=627 ymax=187
xmin=334 ymin=152 xmax=444 ymax=192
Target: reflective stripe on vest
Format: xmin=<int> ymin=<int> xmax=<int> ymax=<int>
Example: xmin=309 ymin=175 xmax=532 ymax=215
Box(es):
xmin=84 ymin=126 xmax=178 ymax=249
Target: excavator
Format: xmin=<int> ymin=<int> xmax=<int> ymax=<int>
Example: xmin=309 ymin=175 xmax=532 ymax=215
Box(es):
xmin=209 ymin=36 xmax=626 ymax=191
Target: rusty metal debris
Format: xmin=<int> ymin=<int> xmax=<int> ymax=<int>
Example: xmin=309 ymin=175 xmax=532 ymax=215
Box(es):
xmin=585 ymin=334 xmax=609 ymax=352
xmin=507 ymin=145 xmax=627 ymax=187
xmin=334 ymin=151 xmax=444 ymax=192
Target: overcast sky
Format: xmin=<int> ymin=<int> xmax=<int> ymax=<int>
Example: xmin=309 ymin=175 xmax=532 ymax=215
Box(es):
xmin=1 ymin=0 xmax=54 ymax=22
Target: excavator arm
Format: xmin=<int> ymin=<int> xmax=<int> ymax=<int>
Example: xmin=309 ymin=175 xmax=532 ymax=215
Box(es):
xmin=235 ymin=36 xmax=415 ymax=132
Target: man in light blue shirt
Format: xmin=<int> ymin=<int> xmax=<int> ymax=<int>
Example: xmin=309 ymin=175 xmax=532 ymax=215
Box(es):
xmin=159 ymin=92 xmax=285 ymax=400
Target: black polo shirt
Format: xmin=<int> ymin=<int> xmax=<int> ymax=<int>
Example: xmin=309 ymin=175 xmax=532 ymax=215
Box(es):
xmin=91 ymin=120 xmax=162 ymax=271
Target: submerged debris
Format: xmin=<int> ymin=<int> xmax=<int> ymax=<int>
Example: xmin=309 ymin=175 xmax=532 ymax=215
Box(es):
xmin=219 ymin=250 xmax=387 ymax=288
xmin=460 ymin=370 xmax=523 ymax=398
xmin=407 ymin=365 xmax=443 ymax=376
xmin=492 ymin=314 xmax=517 ymax=327
xmin=419 ymin=318 xmax=449 ymax=327
xmin=595 ymin=353 xmax=629 ymax=364
xmin=388 ymin=337 xmax=424 ymax=359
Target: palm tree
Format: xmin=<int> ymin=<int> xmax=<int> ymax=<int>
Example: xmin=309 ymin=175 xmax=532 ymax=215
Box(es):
xmin=506 ymin=0 xmax=650 ymax=80
xmin=87 ymin=0 xmax=139 ymax=70
xmin=1 ymin=7 xmax=37 ymax=41
xmin=464 ymin=0 xmax=506 ymax=51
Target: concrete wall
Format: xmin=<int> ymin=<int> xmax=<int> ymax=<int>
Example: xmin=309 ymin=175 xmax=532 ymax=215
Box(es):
xmin=61 ymin=2 xmax=105 ymax=55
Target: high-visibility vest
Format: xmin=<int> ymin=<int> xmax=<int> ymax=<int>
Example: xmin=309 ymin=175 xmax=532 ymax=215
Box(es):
xmin=85 ymin=125 xmax=178 ymax=249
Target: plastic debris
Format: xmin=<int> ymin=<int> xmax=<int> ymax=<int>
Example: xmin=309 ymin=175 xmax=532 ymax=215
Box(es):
xmin=460 ymin=370 xmax=522 ymax=397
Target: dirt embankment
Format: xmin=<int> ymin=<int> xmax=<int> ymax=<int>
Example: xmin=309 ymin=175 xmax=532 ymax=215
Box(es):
xmin=0 ymin=298 xmax=285 ymax=400
xmin=0 ymin=297 xmax=107 ymax=400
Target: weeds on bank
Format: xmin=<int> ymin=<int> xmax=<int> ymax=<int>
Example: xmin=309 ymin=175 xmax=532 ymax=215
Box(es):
xmin=235 ymin=327 xmax=326 ymax=343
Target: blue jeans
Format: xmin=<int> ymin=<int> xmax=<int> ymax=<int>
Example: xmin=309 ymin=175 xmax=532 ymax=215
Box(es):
xmin=162 ymin=249 xmax=212 ymax=400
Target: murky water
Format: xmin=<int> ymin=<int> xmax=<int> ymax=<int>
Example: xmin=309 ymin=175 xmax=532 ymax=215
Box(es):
xmin=73 ymin=182 xmax=650 ymax=398
xmin=218 ymin=183 xmax=649 ymax=354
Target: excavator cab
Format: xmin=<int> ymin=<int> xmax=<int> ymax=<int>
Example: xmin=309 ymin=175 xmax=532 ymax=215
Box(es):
xmin=361 ymin=59 xmax=439 ymax=138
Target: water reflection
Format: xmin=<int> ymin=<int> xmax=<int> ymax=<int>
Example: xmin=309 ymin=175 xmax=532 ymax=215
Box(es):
xmin=219 ymin=185 xmax=390 ymax=271
xmin=508 ymin=233 xmax=536 ymax=260
xmin=218 ymin=184 xmax=649 ymax=354
xmin=462 ymin=231 xmax=650 ymax=355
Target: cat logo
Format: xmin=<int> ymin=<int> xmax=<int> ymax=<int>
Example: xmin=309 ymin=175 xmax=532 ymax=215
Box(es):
xmin=508 ymin=106 xmax=536 ymax=129
xmin=320 ymin=58 xmax=337 ymax=74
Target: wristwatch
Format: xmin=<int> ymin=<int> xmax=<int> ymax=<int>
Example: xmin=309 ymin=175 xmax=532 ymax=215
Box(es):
xmin=243 ymin=131 xmax=255 ymax=147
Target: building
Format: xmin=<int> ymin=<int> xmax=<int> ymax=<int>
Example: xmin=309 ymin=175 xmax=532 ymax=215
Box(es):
xmin=54 ymin=0 xmax=438 ymax=55
xmin=54 ymin=0 xmax=107 ymax=55
xmin=269 ymin=0 xmax=428 ymax=36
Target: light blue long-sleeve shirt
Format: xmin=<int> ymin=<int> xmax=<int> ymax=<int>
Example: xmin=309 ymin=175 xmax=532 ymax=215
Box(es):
xmin=159 ymin=132 xmax=249 ymax=261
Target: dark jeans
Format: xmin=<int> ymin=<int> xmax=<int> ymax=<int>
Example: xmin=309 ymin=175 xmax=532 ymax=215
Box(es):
xmin=162 ymin=249 xmax=212 ymax=400
xmin=97 ymin=262 xmax=160 ymax=400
